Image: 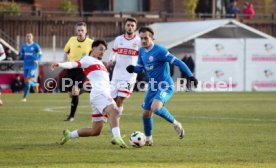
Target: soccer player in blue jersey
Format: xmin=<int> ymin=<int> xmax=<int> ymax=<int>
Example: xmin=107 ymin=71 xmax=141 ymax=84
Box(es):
xmin=126 ymin=27 xmax=198 ymax=145
xmin=20 ymin=33 xmax=42 ymax=102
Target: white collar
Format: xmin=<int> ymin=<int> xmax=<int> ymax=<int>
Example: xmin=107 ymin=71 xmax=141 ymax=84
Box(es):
xmin=145 ymin=43 xmax=154 ymax=52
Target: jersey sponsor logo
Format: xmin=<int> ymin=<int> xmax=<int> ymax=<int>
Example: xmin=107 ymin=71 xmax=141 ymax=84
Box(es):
xmin=145 ymin=65 xmax=154 ymax=71
xmin=31 ymin=47 xmax=34 ymax=51
xmin=117 ymin=48 xmax=138 ymax=56
xmin=132 ymin=43 xmax=138 ymax=49
xmin=25 ymin=52 xmax=34 ymax=56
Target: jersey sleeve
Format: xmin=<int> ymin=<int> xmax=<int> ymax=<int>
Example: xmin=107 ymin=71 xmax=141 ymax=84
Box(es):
xmin=35 ymin=43 xmax=42 ymax=61
xmin=108 ymin=37 xmax=119 ymax=61
xmin=64 ymin=37 xmax=72 ymax=53
xmin=165 ymin=53 xmax=193 ymax=77
xmin=0 ymin=44 xmax=6 ymax=61
xmin=133 ymin=49 xmax=144 ymax=73
xmin=112 ymin=37 xmax=119 ymax=52
xmin=58 ymin=62 xmax=78 ymax=69
xmin=19 ymin=44 xmax=25 ymax=60
xmin=159 ymin=47 xmax=170 ymax=62
xmin=136 ymin=49 xmax=144 ymax=67
xmin=76 ymin=56 xmax=89 ymax=68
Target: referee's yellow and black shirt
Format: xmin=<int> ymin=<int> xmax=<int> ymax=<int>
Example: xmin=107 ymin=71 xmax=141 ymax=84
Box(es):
xmin=64 ymin=36 xmax=93 ymax=62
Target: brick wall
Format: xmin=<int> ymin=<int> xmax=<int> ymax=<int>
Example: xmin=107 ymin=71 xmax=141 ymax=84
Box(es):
xmin=19 ymin=0 xmax=79 ymax=12
xmin=149 ymin=0 xmax=171 ymax=12
xmin=11 ymin=0 xmax=276 ymax=15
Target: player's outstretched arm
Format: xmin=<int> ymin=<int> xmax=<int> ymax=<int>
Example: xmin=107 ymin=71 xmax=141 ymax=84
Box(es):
xmin=51 ymin=62 xmax=78 ymax=71
xmin=168 ymin=55 xmax=198 ymax=88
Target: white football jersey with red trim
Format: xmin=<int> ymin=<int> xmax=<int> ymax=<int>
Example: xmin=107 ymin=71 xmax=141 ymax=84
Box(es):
xmin=111 ymin=34 xmax=140 ymax=81
xmin=77 ymin=56 xmax=110 ymax=96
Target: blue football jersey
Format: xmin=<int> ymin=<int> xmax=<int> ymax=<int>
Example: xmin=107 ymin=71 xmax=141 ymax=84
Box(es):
xmin=20 ymin=42 xmax=42 ymax=69
xmin=137 ymin=44 xmax=174 ymax=88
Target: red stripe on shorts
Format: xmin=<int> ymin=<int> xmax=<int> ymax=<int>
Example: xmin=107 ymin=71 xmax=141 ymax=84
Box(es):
xmin=91 ymin=114 xmax=108 ymax=118
xmin=118 ymin=90 xmax=132 ymax=95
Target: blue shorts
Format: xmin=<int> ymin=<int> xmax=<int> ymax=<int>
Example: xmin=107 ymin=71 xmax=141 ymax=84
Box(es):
xmin=24 ymin=68 xmax=37 ymax=78
xmin=141 ymin=86 xmax=174 ymax=110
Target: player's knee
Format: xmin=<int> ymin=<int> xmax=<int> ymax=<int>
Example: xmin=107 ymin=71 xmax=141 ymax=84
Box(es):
xmin=105 ymin=104 xmax=119 ymax=116
xmin=150 ymin=104 xmax=159 ymax=112
xmin=150 ymin=100 xmax=163 ymax=112
xmin=71 ymin=85 xmax=80 ymax=96
xmin=143 ymin=110 xmax=152 ymax=117
xmin=116 ymin=97 xmax=125 ymax=106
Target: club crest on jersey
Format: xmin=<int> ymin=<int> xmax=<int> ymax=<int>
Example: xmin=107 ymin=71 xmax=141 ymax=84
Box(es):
xmin=132 ymin=43 xmax=138 ymax=49
xmin=149 ymin=56 xmax=154 ymax=62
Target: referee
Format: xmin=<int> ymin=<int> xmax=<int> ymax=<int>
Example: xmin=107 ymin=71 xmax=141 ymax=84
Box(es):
xmin=63 ymin=22 xmax=93 ymax=121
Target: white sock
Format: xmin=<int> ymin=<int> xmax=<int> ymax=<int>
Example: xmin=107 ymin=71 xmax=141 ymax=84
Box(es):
xmin=111 ymin=127 xmax=121 ymax=138
xmin=70 ymin=130 xmax=79 ymax=138
xmin=173 ymin=119 xmax=178 ymax=125
xmin=146 ymin=136 xmax=152 ymax=141
xmin=118 ymin=106 xmax=124 ymax=115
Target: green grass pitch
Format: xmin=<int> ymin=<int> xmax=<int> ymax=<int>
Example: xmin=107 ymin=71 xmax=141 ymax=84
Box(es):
xmin=0 ymin=92 xmax=276 ymax=168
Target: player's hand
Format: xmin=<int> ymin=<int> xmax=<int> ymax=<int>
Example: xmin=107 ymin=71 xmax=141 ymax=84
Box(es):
xmin=51 ymin=63 xmax=59 ymax=71
xmin=126 ymin=65 xmax=134 ymax=73
xmin=34 ymin=60 xmax=38 ymax=64
xmin=189 ymin=76 xmax=198 ymax=88
xmin=106 ymin=60 xmax=113 ymax=67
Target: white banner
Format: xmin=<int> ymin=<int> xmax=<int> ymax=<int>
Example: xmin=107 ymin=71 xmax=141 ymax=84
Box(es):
xmin=195 ymin=39 xmax=245 ymax=91
xmin=245 ymin=39 xmax=276 ymax=91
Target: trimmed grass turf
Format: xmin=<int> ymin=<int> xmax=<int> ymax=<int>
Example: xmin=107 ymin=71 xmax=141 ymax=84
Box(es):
xmin=0 ymin=92 xmax=275 ymax=167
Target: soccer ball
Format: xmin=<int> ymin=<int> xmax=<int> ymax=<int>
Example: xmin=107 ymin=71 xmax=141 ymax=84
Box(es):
xmin=129 ymin=131 xmax=146 ymax=147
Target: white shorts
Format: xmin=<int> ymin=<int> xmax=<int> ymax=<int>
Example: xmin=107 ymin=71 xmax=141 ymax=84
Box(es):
xmin=90 ymin=93 xmax=116 ymax=123
xmin=110 ymin=79 xmax=135 ymax=98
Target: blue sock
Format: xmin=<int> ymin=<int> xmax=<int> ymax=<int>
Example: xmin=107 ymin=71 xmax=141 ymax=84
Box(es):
xmin=143 ymin=117 xmax=153 ymax=137
xmin=154 ymin=107 xmax=175 ymax=123
xmin=23 ymin=82 xmax=31 ymax=98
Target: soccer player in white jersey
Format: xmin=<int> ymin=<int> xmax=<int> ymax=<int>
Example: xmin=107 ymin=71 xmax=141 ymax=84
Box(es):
xmin=51 ymin=40 xmax=127 ymax=148
xmin=107 ymin=17 xmax=140 ymax=116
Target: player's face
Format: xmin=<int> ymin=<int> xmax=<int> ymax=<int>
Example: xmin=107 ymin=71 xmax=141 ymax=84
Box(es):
xmin=140 ymin=32 xmax=153 ymax=49
xmin=125 ymin=21 xmax=136 ymax=36
xmin=75 ymin=26 xmax=87 ymax=40
xmin=93 ymin=44 xmax=106 ymax=60
xmin=26 ymin=34 xmax=33 ymax=44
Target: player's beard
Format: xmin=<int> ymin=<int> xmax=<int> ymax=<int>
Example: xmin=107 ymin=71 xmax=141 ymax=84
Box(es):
xmin=126 ymin=31 xmax=133 ymax=36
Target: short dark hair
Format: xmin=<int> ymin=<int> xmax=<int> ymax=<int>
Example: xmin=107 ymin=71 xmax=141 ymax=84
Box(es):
xmin=124 ymin=17 xmax=137 ymax=25
xmin=139 ymin=26 xmax=154 ymax=36
xmin=75 ymin=22 xmax=87 ymax=27
xmin=92 ymin=39 xmax=107 ymax=49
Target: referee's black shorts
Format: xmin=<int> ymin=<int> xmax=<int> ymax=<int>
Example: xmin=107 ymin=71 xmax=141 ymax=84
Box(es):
xmin=63 ymin=68 xmax=86 ymax=92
